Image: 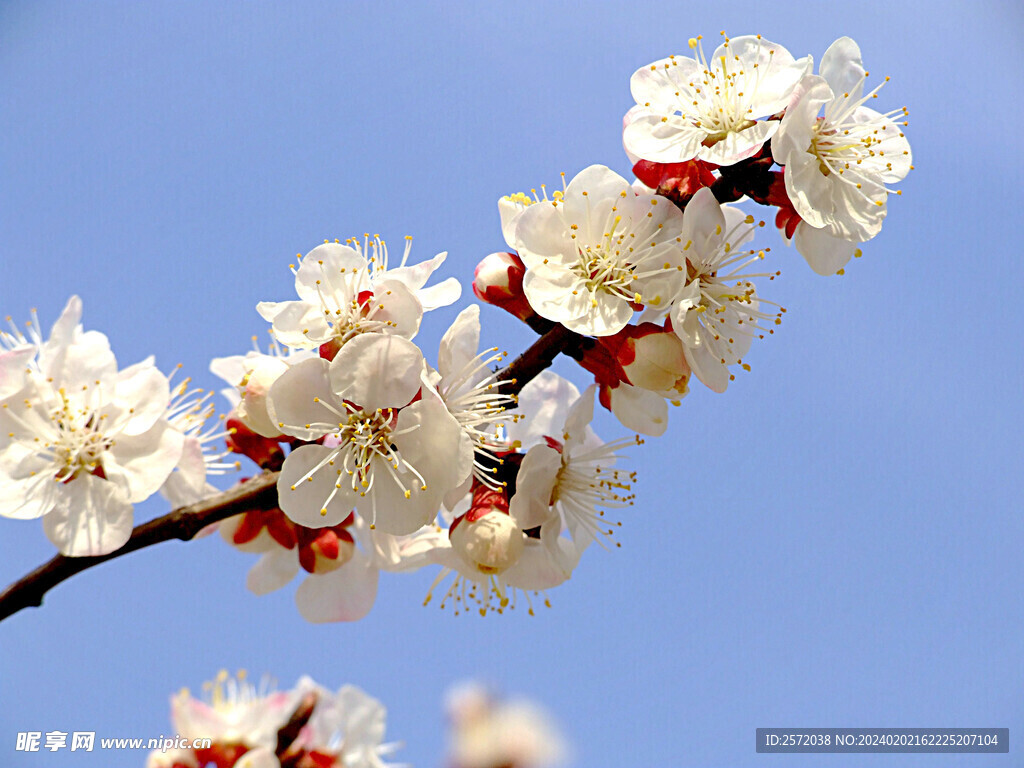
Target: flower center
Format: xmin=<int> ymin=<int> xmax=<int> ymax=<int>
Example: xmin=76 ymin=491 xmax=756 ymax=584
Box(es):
xmin=573 ymin=216 xmax=639 ymax=304
xmin=47 ymin=390 xmax=112 ymax=482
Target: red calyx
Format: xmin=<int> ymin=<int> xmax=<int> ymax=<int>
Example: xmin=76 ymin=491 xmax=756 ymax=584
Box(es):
xmin=225 ymin=417 xmax=286 ymax=470
xmin=633 ymin=159 xmax=717 ymax=207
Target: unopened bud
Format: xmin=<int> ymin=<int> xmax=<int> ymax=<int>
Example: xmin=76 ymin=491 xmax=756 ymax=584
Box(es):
xmin=450 ymin=507 xmax=525 ymax=575
xmin=297 ymin=524 xmax=356 ymax=574
xmin=225 ymin=415 xmax=287 ymax=470
xmin=473 ymin=252 xmax=536 ymax=322
xmin=600 ymin=323 xmax=690 ymax=393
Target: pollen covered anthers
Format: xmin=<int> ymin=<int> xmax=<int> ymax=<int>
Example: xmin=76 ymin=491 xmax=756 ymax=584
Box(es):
xmin=425 ymin=562 xmax=551 ymax=618
xmin=167 ymin=369 xmax=235 ymax=472
xmin=509 ymin=378 xmax=638 ymax=562
xmin=256 ymin=240 xmax=423 ymax=356
xmin=160 ymin=366 xmax=238 ymax=507
xmin=547 ymin=432 xmax=638 ymax=549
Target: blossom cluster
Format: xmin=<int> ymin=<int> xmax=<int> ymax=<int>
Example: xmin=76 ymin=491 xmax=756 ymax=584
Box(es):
xmin=1 ymin=33 xmax=911 ymax=624
xmin=146 ymin=671 xmax=399 ymax=768
xmin=209 ymin=235 xmax=634 ymax=620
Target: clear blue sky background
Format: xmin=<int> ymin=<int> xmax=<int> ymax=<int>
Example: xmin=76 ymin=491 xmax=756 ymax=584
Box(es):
xmin=2 ymin=2 xmax=1022 ymax=766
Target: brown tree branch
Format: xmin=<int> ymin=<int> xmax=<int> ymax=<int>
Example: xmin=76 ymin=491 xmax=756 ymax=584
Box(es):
xmin=0 ymin=321 xmax=589 ymax=624
xmin=0 ymin=471 xmax=280 ymax=622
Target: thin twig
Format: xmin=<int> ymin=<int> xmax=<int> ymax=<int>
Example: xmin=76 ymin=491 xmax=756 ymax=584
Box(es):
xmin=0 ymin=472 xmax=280 ymax=622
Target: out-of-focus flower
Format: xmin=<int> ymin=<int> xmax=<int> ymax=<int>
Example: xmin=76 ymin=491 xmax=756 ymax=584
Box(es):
xmin=624 ymin=33 xmax=810 ymax=166
xmin=170 ymin=670 xmax=298 ymax=767
xmin=150 ymin=673 xmax=400 ymax=768
xmin=0 ymin=297 xmax=183 ymax=555
xmin=446 ymin=683 xmax=569 ymax=768
xmin=290 ymin=677 xmax=403 ymax=768
xmin=514 ymin=165 xmax=687 ymax=337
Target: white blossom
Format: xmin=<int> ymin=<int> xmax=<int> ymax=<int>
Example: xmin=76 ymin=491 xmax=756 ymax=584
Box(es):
xmin=772 ymin=37 xmax=912 ymax=247
xmin=256 ymin=236 xmax=453 ymax=354
xmin=509 ymin=383 xmax=637 ymax=565
xmin=426 ymin=305 xmax=515 ymax=499
xmin=269 ymin=333 xmax=470 ymax=535
xmin=669 ymin=188 xmax=782 ymax=392
xmin=514 ymin=165 xmax=688 ymax=336
xmin=624 ymin=33 xmax=810 ymax=166
xmin=170 ymin=670 xmax=298 ymax=753
xmin=0 ymin=297 xmax=183 ymax=555
xmin=293 ymin=677 xmax=403 ymax=768
xmin=446 ymin=683 xmax=569 ymax=768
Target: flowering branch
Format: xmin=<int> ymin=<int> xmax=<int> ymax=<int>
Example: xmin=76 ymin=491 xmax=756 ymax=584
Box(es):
xmin=0 ymin=323 xmax=586 ymax=624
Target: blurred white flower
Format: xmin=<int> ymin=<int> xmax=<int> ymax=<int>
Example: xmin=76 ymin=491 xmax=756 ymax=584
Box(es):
xmin=446 ymin=683 xmax=569 ymax=768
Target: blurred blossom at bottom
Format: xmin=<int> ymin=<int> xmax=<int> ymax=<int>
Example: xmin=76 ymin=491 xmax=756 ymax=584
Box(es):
xmin=446 ymin=683 xmax=569 ymax=768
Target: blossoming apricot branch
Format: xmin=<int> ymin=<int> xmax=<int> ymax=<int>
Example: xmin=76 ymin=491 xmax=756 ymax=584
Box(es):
xmin=0 ymin=33 xmax=910 ymax=624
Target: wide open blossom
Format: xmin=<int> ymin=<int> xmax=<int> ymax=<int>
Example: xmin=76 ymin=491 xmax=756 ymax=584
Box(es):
xmin=426 ymin=304 xmax=515 ymax=499
xmin=772 ymin=37 xmax=912 ymax=245
xmin=160 ymin=368 xmax=238 ymax=508
xmin=624 ymin=33 xmax=810 ymax=166
xmin=669 ymin=188 xmax=783 ymax=393
xmin=256 ymin=235 xmax=459 ymax=355
xmin=269 ymin=333 xmax=469 ymax=535
xmin=513 ymin=165 xmax=688 ymax=336
xmin=508 ymin=382 xmax=637 ymax=566
xmin=0 ymin=297 xmax=183 ymax=555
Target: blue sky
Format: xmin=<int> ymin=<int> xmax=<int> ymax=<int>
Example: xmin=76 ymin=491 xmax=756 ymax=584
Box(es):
xmin=1 ymin=1 xmax=1022 ymax=766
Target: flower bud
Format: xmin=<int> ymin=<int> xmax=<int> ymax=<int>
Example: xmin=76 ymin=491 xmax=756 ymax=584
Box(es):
xmin=221 ymin=507 xmax=298 ymax=552
xmin=599 ymin=323 xmax=691 ymax=395
xmin=225 ymin=416 xmax=286 ymax=470
xmin=297 ymin=521 xmax=356 ymax=575
xmin=450 ymin=506 xmax=525 ymax=575
xmin=472 ymin=252 xmax=535 ymax=322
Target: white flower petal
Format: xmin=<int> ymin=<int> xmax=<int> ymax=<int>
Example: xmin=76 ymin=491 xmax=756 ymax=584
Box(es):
xmin=295 ymin=551 xmax=380 ymax=623
xmin=41 ymin=474 xmax=134 ymax=556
